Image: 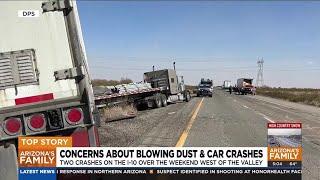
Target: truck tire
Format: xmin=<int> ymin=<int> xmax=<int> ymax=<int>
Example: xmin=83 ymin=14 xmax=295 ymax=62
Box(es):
xmin=154 ymin=96 xmax=162 ymax=108
xmin=161 ymin=95 xmax=168 ymax=107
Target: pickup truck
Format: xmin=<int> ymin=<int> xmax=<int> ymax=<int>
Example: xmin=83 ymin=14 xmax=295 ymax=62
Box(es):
xmin=197 ymin=78 xmax=213 ymax=97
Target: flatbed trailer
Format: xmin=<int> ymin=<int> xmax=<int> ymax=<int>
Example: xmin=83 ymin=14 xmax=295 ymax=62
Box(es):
xmin=93 ymin=83 xmax=168 ymax=121
xmin=94 ymin=86 xmax=162 ymax=108
xmin=94 ymin=68 xmax=191 ymax=121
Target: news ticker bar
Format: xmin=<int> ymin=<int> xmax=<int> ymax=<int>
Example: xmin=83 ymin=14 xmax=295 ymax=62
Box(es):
xmin=18 ymin=137 xmax=302 ymax=168
xmin=18 ymin=167 xmax=302 ymax=180
xmin=17 ymin=135 xmax=302 ymax=180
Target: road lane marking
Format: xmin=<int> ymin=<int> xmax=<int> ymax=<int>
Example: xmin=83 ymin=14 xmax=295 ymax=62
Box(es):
xmin=242 ymin=105 xmax=249 ymax=109
xmin=248 ymin=96 xmax=320 ymax=124
xmin=233 ymin=96 xmax=276 ymax=123
xmin=257 ymin=112 xmax=275 ymax=123
xmin=175 ymin=97 xmax=204 ymax=147
xmin=263 ymin=116 xmax=275 ymax=123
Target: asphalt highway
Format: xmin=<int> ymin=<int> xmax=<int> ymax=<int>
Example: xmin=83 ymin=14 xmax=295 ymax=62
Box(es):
xmin=99 ymin=88 xmax=320 ymax=179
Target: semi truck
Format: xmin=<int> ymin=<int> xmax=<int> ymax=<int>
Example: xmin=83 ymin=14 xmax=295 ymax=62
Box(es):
xmin=0 ymin=1 xmax=100 ymax=179
xmin=197 ymin=78 xmax=213 ymax=97
xmin=234 ymin=78 xmax=255 ymax=95
xmin=94 ymin=67 xmax=192 ymax=120
xmin=144 ymin=68 xmax=191 ymax=103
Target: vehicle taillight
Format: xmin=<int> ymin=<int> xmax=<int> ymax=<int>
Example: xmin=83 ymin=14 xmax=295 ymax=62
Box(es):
xmin=65 ymin=108 xmax=83 ymax=125
xmin=27 ymin=114 xmax=46 ymax=131
xmin=4 ymin=118 xmax=22 ymax=135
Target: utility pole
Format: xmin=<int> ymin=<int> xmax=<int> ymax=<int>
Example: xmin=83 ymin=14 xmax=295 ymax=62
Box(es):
xmin=256 ymin=57 xmax=264 ymax=87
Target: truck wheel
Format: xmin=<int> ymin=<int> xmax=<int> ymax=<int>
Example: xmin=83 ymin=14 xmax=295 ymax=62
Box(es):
xmin=161 ymin=95 xmax=168 ymax=107
xmin=154 ymin=96 xmax=162 ymax=108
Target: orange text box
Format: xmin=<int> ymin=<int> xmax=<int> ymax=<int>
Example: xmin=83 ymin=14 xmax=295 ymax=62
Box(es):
xmin=18 ymin=137 xmax=72 ymax=151
xmin=268 ymin=147 xmax=302 ymax=161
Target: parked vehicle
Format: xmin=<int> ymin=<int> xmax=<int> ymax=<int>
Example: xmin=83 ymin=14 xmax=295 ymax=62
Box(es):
xmin=197 ymin=78 xmax=213 ymax=97
xmin=144 ymin=69 xmax=191 ymax=103
xmin=0 ymin=1 xmax=100 ymax=179
xmin=234 ymin=78 xmax=255 ymax=95
xmin=223 ymin=80 xmax=232 ymax=89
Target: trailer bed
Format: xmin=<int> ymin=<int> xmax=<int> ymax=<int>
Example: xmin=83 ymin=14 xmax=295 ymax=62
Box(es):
xmin=94 ymin=86 xmax=161 ymax=108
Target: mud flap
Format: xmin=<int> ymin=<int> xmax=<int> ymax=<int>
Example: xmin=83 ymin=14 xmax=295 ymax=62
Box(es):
xmin=0 ymin=144 xmax=18 ymax=180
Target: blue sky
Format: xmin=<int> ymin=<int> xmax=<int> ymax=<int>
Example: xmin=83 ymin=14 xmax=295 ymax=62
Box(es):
xmin=77 ymin=1 xmax=320 ymax=88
